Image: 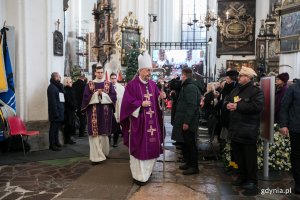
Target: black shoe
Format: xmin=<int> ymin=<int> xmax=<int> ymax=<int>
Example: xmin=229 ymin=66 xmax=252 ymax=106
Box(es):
xmin=179 ymin=164 xmax=188 ymax=170
xmin=182 ymin=167 xmax=199 ymax=175
xmin=91 ymin=161 xmax=101 ymax=166
xmin=232 ymin=177 xmax=247 ymax=186
xmin=241 ymin=182 xmax=257 ymax=190
xmin=176 ymin=146 xmax=183 ymax=150
xmin=133 ymin=179 xmax=147 ymax=186
xmin=172 ymin=142 xmax=183 ymax=146
xmin=50 ymin=146 xmax=62 ymax=151
xmin=112 ymin=143 xmax=118 ymax=147
xmin=55 ymin=143 xmax=63 ymax=148
xmin=177 ymin=158 xmax=185 ymax=163
xmin=66 ymin=140 xmax=76 ymax=145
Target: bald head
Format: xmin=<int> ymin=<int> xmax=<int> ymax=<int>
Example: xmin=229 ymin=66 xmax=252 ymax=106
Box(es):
xmin=51 ymin=72 xmax=61 ymax=82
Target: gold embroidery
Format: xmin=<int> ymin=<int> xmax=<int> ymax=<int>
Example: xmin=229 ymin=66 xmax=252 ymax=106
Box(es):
xmin=146 ymin=107 xmax=155 ymax=118
xmin=147 ymin=125 xmax=156 ymax=136
xmin=91 ymin=104 xmax=98 ymax=136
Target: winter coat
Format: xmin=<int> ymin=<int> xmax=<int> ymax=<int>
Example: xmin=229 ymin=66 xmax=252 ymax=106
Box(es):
xmin=274 ymin=84 xmax=288 ymax=124
xmin=64 ymin=86 xmax=78 ymax=126
xmin=280 ymin=81 xmax=300 ymax=133
xmin=203 ymin=91 xmax=215 ymax=119
xmin=47 ymin=80 xmax=65 ymax=122
xmin=225 ymin=81 xmax=264 ymax=144
xmin=220 ymin=82 xmax=238 ymax=128
xmin=171 ymin=78 xmax=200 ymax=142
xmin=72 ymin=79 xmax=86 ymax=110
xmin=169 ymin=78 xmax=181 ymax=125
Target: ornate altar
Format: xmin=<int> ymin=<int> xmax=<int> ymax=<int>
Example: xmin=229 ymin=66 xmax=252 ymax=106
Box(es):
xmin=217 ymin=0 xmax=256 ymax=56
xmin=115 ymin=12 xmax=146 ymax=66
xmin=92 ymin=0 xmax=118 ymax=66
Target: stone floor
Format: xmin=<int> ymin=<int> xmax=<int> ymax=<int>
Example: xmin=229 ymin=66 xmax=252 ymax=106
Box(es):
xmin=0 ymin=116 xmax=299 ymax=200
xmin=0 ymin=157 xmax=92 ymax=200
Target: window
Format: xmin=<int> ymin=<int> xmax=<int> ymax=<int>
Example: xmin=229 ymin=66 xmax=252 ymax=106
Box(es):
xmin=181 ymin=0 xmax=207 ymax=42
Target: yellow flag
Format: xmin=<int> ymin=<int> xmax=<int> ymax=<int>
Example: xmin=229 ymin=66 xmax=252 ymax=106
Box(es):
xmin=0 ymin=37 xmax=8 ymax=93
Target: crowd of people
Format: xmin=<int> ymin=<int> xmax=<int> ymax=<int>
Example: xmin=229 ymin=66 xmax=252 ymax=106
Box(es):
xmin=47 ymin=53 xmax=300 ymax=194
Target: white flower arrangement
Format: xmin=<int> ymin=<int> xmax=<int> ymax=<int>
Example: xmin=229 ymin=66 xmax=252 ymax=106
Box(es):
xmin=222 ymin=124 xmax=291 ymax=171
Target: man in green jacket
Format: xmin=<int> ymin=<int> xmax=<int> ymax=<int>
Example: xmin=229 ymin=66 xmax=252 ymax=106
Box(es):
xmin=173 ymin=68 xmax=200 ymax=175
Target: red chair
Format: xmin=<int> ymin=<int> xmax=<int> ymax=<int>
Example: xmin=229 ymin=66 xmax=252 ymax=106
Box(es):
xmin=7 ymin=116 xmax=39 ymax=155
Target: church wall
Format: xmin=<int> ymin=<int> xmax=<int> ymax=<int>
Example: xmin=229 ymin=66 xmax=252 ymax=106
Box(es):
xmin=0 ymin=0 xmax=5 ymax=26
xmin=3 ymin=0 xmax=65 ymax=121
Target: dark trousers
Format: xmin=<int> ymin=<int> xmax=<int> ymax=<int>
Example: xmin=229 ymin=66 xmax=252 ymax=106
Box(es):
xmin=231 ymin=141 xmax=258 ymax=184
xmin=78 ymin=112 xmax=86 ymax=136
xmin=64 ymin=123 xmax=74 ymax=143
xmin=49 ymin=121 xmax=61 ymax=147
xmin=112 ymin=124 xmax=122 ymax=145
xmin=110 ymin=115 xmax=122 ymax=145
xmin=182 ymin=130 xmax=198 ymax=168
xmin=290 ymin=132 xmax=300 ymax=188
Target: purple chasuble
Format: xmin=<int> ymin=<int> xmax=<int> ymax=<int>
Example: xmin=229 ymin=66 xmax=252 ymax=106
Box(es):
xmin=81 ymin=80 xmax=117 ymax=136
xmin=120 ymin=76 xmax=163 ymax=160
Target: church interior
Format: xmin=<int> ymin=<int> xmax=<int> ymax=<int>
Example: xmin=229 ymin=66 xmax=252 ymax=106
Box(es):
xmin=0 ymin=0 xmax=300 ymax=199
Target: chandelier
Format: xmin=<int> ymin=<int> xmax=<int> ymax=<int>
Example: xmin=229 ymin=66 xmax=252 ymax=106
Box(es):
xmin=187 ymin=9 xmax=218 ymax=31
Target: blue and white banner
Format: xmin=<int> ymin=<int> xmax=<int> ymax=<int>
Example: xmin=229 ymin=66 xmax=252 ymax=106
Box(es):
xmin=0 ymin=27 xmax=16 ymax=115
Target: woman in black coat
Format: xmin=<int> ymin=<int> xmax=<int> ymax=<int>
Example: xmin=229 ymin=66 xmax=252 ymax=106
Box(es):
xmin=63 ymin=78 xmax=77 ymax=144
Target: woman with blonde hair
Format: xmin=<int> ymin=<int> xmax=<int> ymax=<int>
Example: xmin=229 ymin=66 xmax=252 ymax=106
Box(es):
xmin=202 ymin=82 xmax=220 ymax=147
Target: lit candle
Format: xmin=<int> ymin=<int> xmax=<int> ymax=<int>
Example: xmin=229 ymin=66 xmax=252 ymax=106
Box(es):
xmin=226 ymin=11 xmax=229 ymax=20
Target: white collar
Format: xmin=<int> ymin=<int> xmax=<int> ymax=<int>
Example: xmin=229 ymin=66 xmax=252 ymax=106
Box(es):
xmin=139 ymin=76 xmax=148 ymax=84
xmin=93 ymin=78 xmax=104 ymax=83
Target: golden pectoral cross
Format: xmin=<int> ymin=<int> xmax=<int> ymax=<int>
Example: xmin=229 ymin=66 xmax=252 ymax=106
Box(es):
xmin=147 ymin=125 xmax=157 ymax=136
xmin=144 ymin=93 xmax=153 ymax=101
xmin=146 ymin=107 xmax=155 ymax=118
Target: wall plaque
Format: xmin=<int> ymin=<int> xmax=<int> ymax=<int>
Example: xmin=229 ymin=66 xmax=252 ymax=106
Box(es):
xmin=53 ymin=30 xmax=63 ymax=56
xmin=217 ymin=0 xmax=256 ymax=56
xmin=53 ymin=19 xmax=63 ymax=56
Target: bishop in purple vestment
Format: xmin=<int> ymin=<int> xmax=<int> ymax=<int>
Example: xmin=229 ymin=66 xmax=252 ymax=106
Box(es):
xmin=81 ymin=66 xmax=116 ymax=164
xmin=120 ymin=52 xmax=165 ymax=185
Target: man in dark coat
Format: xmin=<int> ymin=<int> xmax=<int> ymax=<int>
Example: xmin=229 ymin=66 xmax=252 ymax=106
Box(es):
xmin=47 ymin=72 xmax=65 ymax=151
xmin=275 ymin=72 xmax=289 ymax=124
xmin=225 ymin=67 xmax=264 ymax=194
xmin=73 ymin=74 xmax=87 ymax=137
xmin=173 ymin=68 xmax=200 ymax=175
xmin=280 ymin=78 xmax=300 ymax=194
